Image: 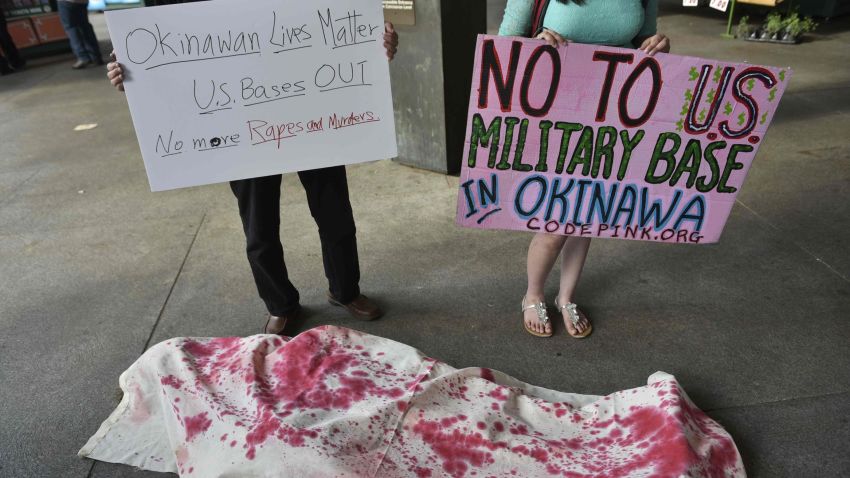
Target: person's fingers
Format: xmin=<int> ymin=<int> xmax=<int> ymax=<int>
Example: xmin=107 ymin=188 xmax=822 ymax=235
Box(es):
xmin=653 ymin=37 xmax=670 ymax=55
xmin=384 ymin=33 xmax=398 ymax=49
xmin=643 ymin=38 xmax=659 ymax=55
xmin=648 ymin=38 xmax=668 ymax=56
xmin=543 ymin=32 xmax=557 ymax=48
xmin=109 ymin=49 xmax=116 ymax=62
xmin=549 ymin=30 xmax=567 ymax=46
xmin=384 ymin=41 xmax=396 ymax=56
xmin=383 ymin=23 xmax=398 ymax=61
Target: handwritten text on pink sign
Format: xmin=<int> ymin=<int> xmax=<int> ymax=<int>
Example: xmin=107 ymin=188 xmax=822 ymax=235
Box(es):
xmin=456 ymin=36 xmax=790 ymax=244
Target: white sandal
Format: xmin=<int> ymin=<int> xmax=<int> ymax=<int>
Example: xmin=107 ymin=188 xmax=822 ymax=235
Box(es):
xmin=522 ymin=297 xmax=553 ymax=338
xmin=555 ymin=301 xmax=593 ymax=339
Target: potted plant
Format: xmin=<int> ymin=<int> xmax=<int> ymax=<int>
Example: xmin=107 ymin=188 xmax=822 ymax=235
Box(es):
xmin=782 ymin=12 xmax=800 ymax=42
xmin=799 ymin=16 xmax=818 ymax=38
xmin=763 ymin=11 xmax=784 ymax=40
xmin=785 ymin=14 xmax=818 ymax=43
xmin=736 ymin=15 xmax=752 ymax=39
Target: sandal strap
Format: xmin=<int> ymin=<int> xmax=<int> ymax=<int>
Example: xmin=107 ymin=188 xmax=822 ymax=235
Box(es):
xmin=557 ymin=302 xmax=581 ymax=327
xmin=522 ymin=299 xmax=550 ymax=325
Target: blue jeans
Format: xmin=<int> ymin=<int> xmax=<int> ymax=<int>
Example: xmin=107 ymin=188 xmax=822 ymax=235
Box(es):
xmin=58 ymin=1 xmax=101 ymax=62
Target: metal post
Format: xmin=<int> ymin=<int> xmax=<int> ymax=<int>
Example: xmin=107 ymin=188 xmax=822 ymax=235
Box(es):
xmin=723 ymin=0 xmax=737 ymax=38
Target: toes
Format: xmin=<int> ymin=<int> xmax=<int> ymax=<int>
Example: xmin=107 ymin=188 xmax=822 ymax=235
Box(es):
xmin=525 ymin=314 xmax=550 ymax=335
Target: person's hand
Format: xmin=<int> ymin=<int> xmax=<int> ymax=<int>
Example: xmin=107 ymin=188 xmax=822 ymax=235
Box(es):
xmin=535 ymin=28 xmax=567 ymax=47
xmin=106 ymin=50 xmax=124 ymax=92
xmin=639 ymin=34 xmax=670 ymax=56
xmin=384 ymin=22 xmax=398 ymax=61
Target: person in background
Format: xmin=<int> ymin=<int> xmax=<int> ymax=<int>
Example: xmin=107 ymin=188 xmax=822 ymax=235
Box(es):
xmin=106 ymin=2 xmax=399 ymax=335
xmin=0 ymin=7 xmax=27 ymax=75
xmin=500 ymin=0 xmax=670 ymax=339
xmin=57 ymin=0 xmax=103 ymax=69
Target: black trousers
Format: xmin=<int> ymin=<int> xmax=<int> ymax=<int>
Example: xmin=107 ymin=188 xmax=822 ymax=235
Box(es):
xmin=229 ymin=166 xmax=360 ymax=316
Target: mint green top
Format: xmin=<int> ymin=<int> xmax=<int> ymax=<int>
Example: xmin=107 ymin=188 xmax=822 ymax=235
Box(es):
xmin=498 ymin=0 xmax=658 ymax=47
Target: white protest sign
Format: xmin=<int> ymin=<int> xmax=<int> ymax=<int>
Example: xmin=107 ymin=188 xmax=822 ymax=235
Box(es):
xmin=683 ymin=0 xmax=699 ymax=6
xmin=106 ymin=0 xmax=397 ymax=191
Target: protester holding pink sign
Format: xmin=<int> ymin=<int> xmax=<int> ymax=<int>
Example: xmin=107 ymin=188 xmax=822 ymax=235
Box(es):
xmin=498 ymin=0 xmax=670 ymax=339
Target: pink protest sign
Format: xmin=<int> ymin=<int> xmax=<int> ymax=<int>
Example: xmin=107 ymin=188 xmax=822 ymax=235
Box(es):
xmin=456 ymin=36 xmax=791 ymax=244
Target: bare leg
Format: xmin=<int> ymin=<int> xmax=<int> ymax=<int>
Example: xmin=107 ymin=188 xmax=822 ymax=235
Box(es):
xmin=556 ymin=237 xmax=592 ymax=336
xmin=524 ymin=233 xmax=568 ymax=335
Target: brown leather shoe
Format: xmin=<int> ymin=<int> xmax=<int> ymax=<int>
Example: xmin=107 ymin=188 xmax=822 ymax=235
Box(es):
xmin=327 ymin=293 xmax=383 ymax=321
xmin=263 ymin=306 xmax=301 ymax=335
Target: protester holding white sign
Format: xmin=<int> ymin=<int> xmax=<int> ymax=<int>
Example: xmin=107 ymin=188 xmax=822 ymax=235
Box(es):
xmin=106 ymin=0 xmax=399 ymax=333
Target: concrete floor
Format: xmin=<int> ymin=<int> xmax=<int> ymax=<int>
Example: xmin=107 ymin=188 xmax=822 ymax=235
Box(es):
xmin=1 ymin=2 xmax=849 ymax=477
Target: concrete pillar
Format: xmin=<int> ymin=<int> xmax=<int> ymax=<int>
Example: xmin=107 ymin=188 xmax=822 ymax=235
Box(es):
xmin=388 ymin=0 xmax=488 ymax=175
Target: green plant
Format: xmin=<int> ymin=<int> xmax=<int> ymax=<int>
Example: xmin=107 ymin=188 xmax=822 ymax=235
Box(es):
xmin=799 ymin=17 xmax=818 ymax=35
xmin=736 ymin=15 xmax=751 ymax=38
xmin=764 ymin=11 xmax=784 ymax=35
xmin=783 ymin=12 xmax=801 ymax=36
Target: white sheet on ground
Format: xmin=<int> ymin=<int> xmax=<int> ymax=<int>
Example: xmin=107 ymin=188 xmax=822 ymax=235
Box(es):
xmin=80 ymin=325 xmax=745 ymax=477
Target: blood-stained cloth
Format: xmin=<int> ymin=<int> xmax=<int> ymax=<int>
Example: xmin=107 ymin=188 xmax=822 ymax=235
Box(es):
xmin=80 ymin=326 xmax=744 ymax=477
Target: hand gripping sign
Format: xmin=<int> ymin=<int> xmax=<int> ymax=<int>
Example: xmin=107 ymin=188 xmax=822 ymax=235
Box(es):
xmin=456 ymin=36 xmax=790 ymax=244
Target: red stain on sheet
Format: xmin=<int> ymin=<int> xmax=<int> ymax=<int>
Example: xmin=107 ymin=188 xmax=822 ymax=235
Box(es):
xmin=412 ymin=419 xmax=508 ymax=478
xmin=183 ymin=412 xmax=212 ymax=442
xmin=487 ymin=387 xmax=509 ymax=401
xmin=414 ymin=467 xmax=432 ymax=477
xmin=262 ymin=330 xmax=405 ymax=412
xmin=228 ymin=329 xmax=414 ymax=459
xmin=129 ymin=383 xmax=150 ymax=424
xmin=160 ymin=375 xmax=184 ymax=389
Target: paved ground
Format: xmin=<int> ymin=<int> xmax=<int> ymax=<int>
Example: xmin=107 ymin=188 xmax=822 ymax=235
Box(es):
xmin=1 ymin=2 xmax=849 ymax=477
